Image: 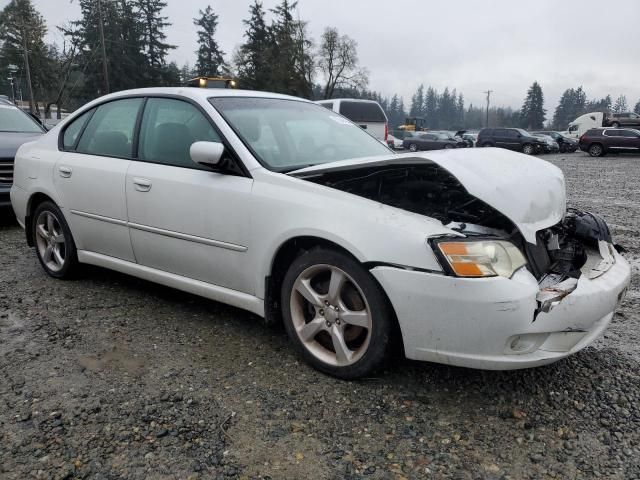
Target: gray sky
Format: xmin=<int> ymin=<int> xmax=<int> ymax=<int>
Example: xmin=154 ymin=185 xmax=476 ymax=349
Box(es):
xmin=22 ymin=0 xmax=640 ymax=113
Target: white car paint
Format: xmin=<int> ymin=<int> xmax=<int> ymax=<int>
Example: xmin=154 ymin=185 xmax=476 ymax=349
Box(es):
xmin=10 ymin=87 xmax=631 ymax=372
xmin=565 ymin=112 xmax=605 ymax=139
xmin=315 ymin=98 xmax=388 ymax=142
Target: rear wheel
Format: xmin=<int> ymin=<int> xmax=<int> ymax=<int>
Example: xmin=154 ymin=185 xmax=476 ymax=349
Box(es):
xmin=444 ymin=144 xmax=454 ymax=149
xmin=281 ymin=248 xmax=393 ymax=379
xmin=32 ymin=201 xmax=79 ymax=279
xmin=611 ymin=122 xmax=620 ymax=128
xmin=481 ymin=142 xmax=493 ymax=147
xmin=588 ymin=143 xmax=605 ymax=157
xmin=408 ymin=143 xmax=418 ymax=152
xmin=522 ymin=143 xmax=535 ymax=155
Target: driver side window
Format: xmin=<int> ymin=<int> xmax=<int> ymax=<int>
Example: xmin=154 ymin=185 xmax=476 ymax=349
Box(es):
xmin=138 ymin=98 xmax=221 ymax=169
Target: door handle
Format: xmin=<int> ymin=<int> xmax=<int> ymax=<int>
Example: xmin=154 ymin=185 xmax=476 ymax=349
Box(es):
xmin=133 ymin=177 xmax=152 ymax=192
xmin=58 ymin=166 xmax=72 ymax=178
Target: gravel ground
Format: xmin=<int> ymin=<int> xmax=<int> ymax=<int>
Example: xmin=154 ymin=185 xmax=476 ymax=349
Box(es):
xmin=1 ymin=152 xmax=639 ymax=479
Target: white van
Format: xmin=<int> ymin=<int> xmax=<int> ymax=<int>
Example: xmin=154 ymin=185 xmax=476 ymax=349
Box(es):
xmin=316 ymin=99 xmax=388 ymax=142
xmin=564 ymin=112 xmax=605 ymax=139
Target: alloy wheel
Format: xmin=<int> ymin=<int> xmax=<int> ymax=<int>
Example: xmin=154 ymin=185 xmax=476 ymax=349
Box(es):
xmin=35 ymin=210 xmax=67 ymax=272
xmin=523 ymin=144 xmax=534 ymax=155
xmin=409 ymin=144 xmax=417 ymax=152
xmin=589 ymin=144 xmax=603 ymax=157
xmin=289 ymin=264 xmax=372 ymax=367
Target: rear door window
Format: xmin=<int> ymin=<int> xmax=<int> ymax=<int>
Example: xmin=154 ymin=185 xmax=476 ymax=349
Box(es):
xmin=76 ymin=98 xmax=144 ymax=158
xmin=338 ymin=101 xmax=386 ymax=123
xmin=62 ymin=109 xmax=94 ymax=150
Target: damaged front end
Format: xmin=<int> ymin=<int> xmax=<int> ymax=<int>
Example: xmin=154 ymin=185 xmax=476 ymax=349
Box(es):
xmin=294 ymin=161 xmax=622 ymax=317
xmin=528 ymin=209 xmax=623 ymax=314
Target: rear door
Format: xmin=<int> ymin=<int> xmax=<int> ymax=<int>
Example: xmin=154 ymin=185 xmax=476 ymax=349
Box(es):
xmin=338 ymin=101 xmax=387 ymax=141
xmin=493 ymin=129 xmax=510 ymax=148
xmin=617 ymin=129 xmax=640 ymax=151
xmin=54 ymin=98 xmax=143 ymax=261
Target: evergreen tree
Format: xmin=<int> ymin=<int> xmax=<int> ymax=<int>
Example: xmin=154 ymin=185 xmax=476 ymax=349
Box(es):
xmin=424 ymin=87 xmax=438 ymax=128
xmin=194 ymin=6 xmax=225 ymax=77
xmin=235 ymin=1 xmax=271 ymax=91
xmin=267 ymin=0 xmax=314 ymax=98
xmin=634 ymin=100 xmax=640 ymax=115
xmin=552 ymin=86 xmax=586 ymax=129
xmin=456 ymin=93 xmax=464 ymax=127
xmin=135 ymin=0 xmax=175 ymax=84
xmin=612 ymin=94 xmax=628 ymax=114
xmin=520 ymin=81 xmax=546 ymax=129
xmin=62 ymin=0 xmax=147 ymax=101
xmin=0 ymin=0 xmax=49 ymax=111
xmin=409 ymin=84 xmax=424 ymax=117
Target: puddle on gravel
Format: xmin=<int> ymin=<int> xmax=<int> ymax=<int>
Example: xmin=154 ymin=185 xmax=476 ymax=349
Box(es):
xmin=77 ymin=346 xmax=146 ymax=376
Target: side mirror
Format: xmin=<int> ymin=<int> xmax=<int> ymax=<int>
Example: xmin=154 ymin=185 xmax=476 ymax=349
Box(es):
xmin=190 ymin=141 xmax=224 ymax=168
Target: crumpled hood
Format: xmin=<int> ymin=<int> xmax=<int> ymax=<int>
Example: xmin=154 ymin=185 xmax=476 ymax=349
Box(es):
xmin=290 ymin=148 xmax=566 ymax=244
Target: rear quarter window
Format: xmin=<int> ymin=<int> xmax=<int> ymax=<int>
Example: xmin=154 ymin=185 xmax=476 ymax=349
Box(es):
xmin=338 ymin=101 xmax=386 ymax=123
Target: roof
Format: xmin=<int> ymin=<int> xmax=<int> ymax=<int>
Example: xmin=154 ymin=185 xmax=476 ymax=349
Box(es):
xmin=316 ymin=98 xmax=381 ymax=104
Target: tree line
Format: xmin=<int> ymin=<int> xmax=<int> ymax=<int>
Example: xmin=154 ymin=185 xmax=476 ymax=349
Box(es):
xmin=1 ymin=0 xmax=639 ymax=131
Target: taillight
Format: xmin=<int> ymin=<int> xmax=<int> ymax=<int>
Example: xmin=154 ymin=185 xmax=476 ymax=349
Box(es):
xmin=384 ymin=123 xmax=388 ymax=142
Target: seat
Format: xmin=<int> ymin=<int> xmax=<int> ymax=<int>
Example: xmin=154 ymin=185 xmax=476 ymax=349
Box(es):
xmin=149 ymin=123 xmax=196 ymax=166
xmin=90 ymin=131 xmax=130 ymax=157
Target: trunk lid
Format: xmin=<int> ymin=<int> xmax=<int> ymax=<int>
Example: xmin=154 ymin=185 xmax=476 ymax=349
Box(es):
xmin=290 ymin=148 xmax=566 ymax=244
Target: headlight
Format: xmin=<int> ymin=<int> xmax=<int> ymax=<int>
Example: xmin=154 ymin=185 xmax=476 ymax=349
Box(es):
xmin=435 ymin=240 xmax=527 ymax=278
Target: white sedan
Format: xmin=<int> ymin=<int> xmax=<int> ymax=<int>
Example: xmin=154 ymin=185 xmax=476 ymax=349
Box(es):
xmin=10 ymin=88 xmax=630 ymax=379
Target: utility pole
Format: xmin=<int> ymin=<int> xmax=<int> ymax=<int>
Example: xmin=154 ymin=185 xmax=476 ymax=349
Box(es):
xmin=483 ymin=90 xmax=493 ymax=128
xmin=97 ymin=0 xmax=110 ymax=94
xmin=21 ymin=21 xmax=36 ymax=114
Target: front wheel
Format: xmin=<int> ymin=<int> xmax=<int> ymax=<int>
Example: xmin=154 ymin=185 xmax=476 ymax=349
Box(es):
xmin=611 ymin=122 xmax=620 ymax=128
xmin=281 ymin=248 xmax=393 ymax=379
xmin=522 ymin=143 xmax=535 ymax=155
xmin=444 ymin=144 xmax=454 ymax=149
xmin=32 ymin=201 xmax=79 ymax=279
xmin=408 ymin=143 xmax=418 ymax=152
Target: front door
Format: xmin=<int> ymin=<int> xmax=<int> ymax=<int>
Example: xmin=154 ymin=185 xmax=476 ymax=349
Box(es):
xmin=54 ymin=98 xmax=144 ymax=261
xmin=125 ymin=97 xmax=254 ymax=293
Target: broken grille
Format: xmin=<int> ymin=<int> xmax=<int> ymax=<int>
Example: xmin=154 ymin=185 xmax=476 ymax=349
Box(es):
xmin=0 ymin=158 xmax=13 ymax=185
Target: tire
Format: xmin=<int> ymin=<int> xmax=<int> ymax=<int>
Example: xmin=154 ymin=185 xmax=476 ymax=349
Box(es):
xmin=444 ymin=144 xmax=454 ymax=149
xmin=611 ymin=122 xmax=620 ymax=128
xmin=588 ymin=143 xmax=605 ymax=157
xmin=408 ymin=143 xmax=418 ymax=152
xmin=559 ymin=144 xmax=567 ymax=153
xmin=281 ymin=247 xmax=393 ymax=380
xmin=481 ymin=142 xmax=493 ymax=147
xmin=522 ymin=143 xmax=535 ymax=155
xmin=32 ymin=201 xmax=79 ymax=279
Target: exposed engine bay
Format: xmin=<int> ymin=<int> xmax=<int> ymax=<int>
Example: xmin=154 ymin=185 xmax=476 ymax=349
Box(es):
xmin=298 ymin=163 xmax=619 ymax=313
xmin=299 ymin=164 xmax=517 ymax=233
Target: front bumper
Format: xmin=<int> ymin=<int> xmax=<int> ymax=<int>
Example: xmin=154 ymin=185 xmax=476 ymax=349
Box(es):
xmin=371 ymin=250 xmax=630 ymax=370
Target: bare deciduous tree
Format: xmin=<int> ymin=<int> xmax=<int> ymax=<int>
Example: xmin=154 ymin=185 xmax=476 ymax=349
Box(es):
xmin=318 ymin=27 xmax=367 ymax=100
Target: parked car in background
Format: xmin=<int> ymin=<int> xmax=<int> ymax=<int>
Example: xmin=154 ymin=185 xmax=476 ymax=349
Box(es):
xmin=532 ymin=131 xmax=578 ymax=153
xmin=579 ymin=127 xmax=640 ymax=157
xmin=386 ymin=134 xmax=403 ymax=150
xmin=10 ymin=88 xmax=630 ymax=379
xmin=476 ymin=128 xmax=546 ymax=154
xmin=403 ymin=131 xmax=463 ymax=151
xmin=432 ymin=131 xmax=468 ymax=147
xmin=0 ymin=102 xmax=46 ymax=208
xmin=604 ymin=112 xmax=640 ymax=129
xmin=533 ymin=134 xmax=560 ymax=153
xmin=316 ymin=99 xmax=388 ymax=143
xmin=456 ymin=130 xmax=477 ymax=147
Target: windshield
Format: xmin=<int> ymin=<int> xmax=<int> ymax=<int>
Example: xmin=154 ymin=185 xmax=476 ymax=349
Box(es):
xmin=0 ymin=105 xmax=44 ymax=133
xmin=210 ymin=97 xmax=390 ymax=171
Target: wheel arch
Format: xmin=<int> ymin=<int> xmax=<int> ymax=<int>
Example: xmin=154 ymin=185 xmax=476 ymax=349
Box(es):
xmin=263 ymin=235 xmax=402 ymax=348
xmin=25 ymin=191 xmax=59 ymax=247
